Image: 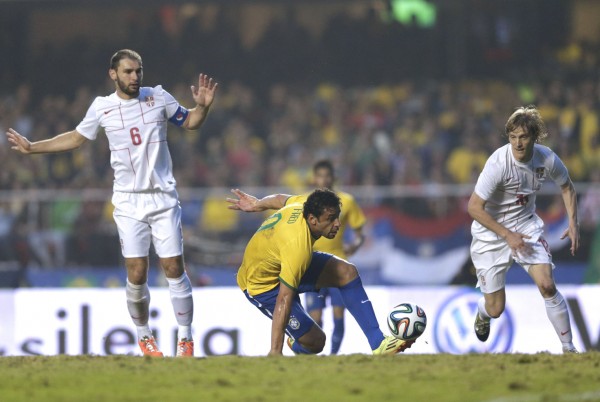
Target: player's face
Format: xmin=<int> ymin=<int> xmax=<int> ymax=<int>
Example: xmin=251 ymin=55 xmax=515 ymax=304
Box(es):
xmin=110 ymin=58 xmax=143 ymax=99
xmin=508 ymin=126 xmax=534 ymax=162
xmin=313 ymin=168 xmax=334 ymax=189
xmin=308 ymin=207 xmax=341 ymax=239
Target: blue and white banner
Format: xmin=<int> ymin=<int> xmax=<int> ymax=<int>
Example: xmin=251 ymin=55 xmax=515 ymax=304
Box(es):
xmin=0 ymin=286 xmax=598 ymax=356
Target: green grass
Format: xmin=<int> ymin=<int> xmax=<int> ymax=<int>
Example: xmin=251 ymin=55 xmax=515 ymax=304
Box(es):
xmin=1 ymin=353 xmax=599 ymax=402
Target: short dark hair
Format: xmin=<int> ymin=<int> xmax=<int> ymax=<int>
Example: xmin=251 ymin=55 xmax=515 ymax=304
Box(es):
xmin=303 ymin=188 xmax=341 ymax=220
xmin=110 ymin=49 xmax=143 ymax=71
xmin=312 ymin=159 xmax=335 ymax=176
xmin=505 ymin=105 xmax=548 ymax=143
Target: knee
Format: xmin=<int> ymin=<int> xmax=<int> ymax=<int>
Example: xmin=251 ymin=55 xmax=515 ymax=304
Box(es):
xmin=161 ymin=256 xmax=185 ymax=278
xmin=339 ymin=262 xmax=358 ymax=285
xmin=301 ymin=328 xmax=326 ymax=354
xmin=538 ymin=282 xmax=557 ymax=298
xmin=126 ymin=261 xmax=148 ymax=284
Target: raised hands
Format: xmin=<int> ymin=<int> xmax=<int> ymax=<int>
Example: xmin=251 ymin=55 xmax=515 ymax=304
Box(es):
xmin=191 ymin=73 xmax=218 ymax=108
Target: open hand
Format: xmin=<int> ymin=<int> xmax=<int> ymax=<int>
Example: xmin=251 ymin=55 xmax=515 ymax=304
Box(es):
xmin=227 ymin=189 xmax=259 ymax=212
xmin=560 ymin=224 xmax=580 ymax=256
xmin=6 ymin=128 xmax=32 ymax=154
xmin=191 ymin=73 xmax=218 ymax=108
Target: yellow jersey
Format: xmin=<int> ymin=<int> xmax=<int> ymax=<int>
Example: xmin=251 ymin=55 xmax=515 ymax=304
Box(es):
xmin=287 ymin=191 xmax=366 ymax=260
xmin=237 ymin=202 xmax=316 ymax=296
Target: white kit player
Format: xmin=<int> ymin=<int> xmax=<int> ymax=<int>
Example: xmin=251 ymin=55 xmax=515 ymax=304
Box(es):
xmin=467 ymin=105 xmax=580 ymax=353
xmin=6 ymin=49 xmax=218 ymax=357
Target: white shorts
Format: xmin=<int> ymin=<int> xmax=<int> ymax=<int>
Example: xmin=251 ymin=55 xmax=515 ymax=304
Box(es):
xmin=112 ymin=190 xmax=183 ymax=258
xmin=470 ymin=235 xmax=554 ymax=294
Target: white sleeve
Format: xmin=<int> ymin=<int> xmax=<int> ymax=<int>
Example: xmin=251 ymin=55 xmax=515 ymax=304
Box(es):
xmin=75 ymin=98 xmax=100 ymax=140
xmin=160 ymin=87 xmax=190 ymax=126
xmin=162 ymin=89 xmax=181 ymax=118
xmin=474 ymin=157 xmax=501 ymax=201
xmin=548 ymin=153 xmax=570 ymax=186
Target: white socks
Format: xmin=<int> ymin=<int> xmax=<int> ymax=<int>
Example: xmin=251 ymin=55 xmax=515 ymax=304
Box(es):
xmin=544 ymin=291 xmax=574 ymax=348
xmin=126 ymin=274 xmax=194 ymax=342
xmin=126 ymin=280 xmax=153 ymax=340
xmin=167 ymin=273 xmax=194 ymax=341
xmin=477 ymin=297 xmax=492 ymax=322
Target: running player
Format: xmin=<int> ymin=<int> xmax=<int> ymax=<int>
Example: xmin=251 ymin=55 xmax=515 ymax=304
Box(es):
xmin=288 ymin=160 xmax=365 ymax=354
xmin=468 ymin=105 xmax=580 ymax=353
xmin=227 ymin=188 xmax=412 ymax=356
xmin=6 ymin=49 xmax=218 ymax=357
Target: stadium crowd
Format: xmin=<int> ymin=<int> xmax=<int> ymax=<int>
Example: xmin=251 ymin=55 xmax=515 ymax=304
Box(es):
xmin=0 ymin=2 xmax=599 ymax=280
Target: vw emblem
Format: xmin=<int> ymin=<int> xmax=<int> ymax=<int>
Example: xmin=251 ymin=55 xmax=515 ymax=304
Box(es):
xmin=433 ymin=289 xmax=514 ymax=354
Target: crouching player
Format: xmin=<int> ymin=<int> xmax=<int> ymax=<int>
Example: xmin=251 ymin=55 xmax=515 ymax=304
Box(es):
xmin=227 ymin=188 xmax=412 ymax=356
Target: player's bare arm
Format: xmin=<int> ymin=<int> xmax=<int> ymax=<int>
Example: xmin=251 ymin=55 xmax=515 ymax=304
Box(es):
xmin=467 ymin=192 xmax=531 ymax=253
xmin=559 ymin=179 xmax=580 ymax=256
xmin=6 ymin=128 xmax=87 ymax=154
xmin=227 ymin=189 xmax=291 ymax=212
xmin=344 ymin=226 xmax=365 ymax=256
xmin=183 ymin=73 xmax=218 ymax=130
xmin=269 ymin=283 xmax=295 ymax=356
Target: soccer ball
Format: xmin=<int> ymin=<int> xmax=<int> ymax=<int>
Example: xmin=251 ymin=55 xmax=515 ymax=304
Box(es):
xmin=387 ymin=303 xmax=427 ymax=341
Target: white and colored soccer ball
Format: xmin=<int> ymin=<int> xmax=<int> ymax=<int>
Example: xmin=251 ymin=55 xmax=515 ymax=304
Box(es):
xmin=387 ymin=303 xmax=427 ymax=341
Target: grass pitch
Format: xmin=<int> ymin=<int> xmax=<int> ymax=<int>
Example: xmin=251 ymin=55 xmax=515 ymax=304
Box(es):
xmin=1 ymin=353 xmax=599 ymax=402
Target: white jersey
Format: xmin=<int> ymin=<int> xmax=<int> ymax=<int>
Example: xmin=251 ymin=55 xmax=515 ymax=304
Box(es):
xmin=471 ymin=143 xmax=570 ymax=241
xmin=76 ymin=85 xmax=189 ymax=193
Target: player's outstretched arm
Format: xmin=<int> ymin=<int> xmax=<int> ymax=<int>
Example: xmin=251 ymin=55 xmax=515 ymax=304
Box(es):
xmin=559 ymin=179 xmax=580 ymax=256
xmin=6 ymin=128 xmax=87 ymax=155
xmin=184 ymin=73 xmax=218 ymax=130
xmin=227 ymin=189 xmax=290 ymax=212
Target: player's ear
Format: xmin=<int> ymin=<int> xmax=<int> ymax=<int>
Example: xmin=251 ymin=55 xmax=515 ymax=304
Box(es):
xmin=109 ymin=68 xmax=117 ymax=81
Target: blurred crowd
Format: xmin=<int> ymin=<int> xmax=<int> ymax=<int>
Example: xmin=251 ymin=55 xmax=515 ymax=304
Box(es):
xmin=1 ymin=77 xmax=599 ymax=192
xmin=1 ymin=2 xmax=600 ymax=281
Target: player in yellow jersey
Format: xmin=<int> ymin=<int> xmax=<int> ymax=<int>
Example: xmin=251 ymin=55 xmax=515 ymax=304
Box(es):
xmin=287 ymin=160 xmax=365 ymax=354
xmin=228 ymin=188 xmax=412 ymax=356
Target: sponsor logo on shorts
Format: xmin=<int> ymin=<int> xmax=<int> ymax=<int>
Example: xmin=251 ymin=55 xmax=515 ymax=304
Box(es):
xmin=288 ymin=316 xmax=300 ymax=330
xmin=433 ymin=289 xmax=514 ymax=354
xmin=479 ymin=275 xmax=486 ymax=287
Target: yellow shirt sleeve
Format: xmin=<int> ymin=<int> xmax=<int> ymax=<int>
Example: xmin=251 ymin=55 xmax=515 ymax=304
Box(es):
xmin=343 ymin=193 xmax=366 ymax=230
xmin=279 ymin=236 xmax=313 ymax=291
xmin=285 ymin=194 xmax=307 ymax=206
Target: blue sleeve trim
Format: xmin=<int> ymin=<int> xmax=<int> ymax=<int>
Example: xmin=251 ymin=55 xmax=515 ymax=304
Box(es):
xmin=168 ymin=106 xmax=189 ymax=127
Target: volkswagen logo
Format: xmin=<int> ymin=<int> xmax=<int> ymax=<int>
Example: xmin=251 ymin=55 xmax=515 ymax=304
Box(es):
xmin=433 ymin=289 xmax=514 ymax=354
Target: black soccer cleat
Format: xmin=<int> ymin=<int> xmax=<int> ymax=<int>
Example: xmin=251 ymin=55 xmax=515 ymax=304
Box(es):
xmin=474 ymin=313 xmax=490 ymax=342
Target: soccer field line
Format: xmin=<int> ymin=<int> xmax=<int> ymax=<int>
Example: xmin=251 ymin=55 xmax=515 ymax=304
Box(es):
xmin=483 ymin=390 xmax=600 ymax=402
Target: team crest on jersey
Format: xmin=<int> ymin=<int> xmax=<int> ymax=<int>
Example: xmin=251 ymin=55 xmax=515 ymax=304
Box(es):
xmin=288 ymin=316 xmax=300 ymax=330
xmin=535 ymin=167 xmax=545 ymax=179
xmin=145 ymin=96 xmax=154 ymax=107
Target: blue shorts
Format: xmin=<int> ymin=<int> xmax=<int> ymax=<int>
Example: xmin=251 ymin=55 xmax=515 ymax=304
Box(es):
xmin=243 ymin=251 xmax=332 ymax=340
xmin=305 ymin=288 xmax=345 ymax=312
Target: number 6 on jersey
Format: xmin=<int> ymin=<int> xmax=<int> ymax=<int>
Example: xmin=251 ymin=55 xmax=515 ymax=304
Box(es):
xmin=130 ymin=127 xmax=141 ymax=145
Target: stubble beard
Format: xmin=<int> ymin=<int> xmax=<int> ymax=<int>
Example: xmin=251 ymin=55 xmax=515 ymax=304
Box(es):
xmin=116 ymin=76 xmax=141 ymax=98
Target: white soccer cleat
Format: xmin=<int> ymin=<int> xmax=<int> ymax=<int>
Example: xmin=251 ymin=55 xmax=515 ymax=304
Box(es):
xmin=562 ymin=346 xmax=579 ymax=354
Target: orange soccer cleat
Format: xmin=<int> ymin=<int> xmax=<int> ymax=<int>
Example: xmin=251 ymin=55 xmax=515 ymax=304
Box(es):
xmin=176 ymin=338 xmax=194 ymax=357
xmin=138 ymin=336 xmax=164 ymax=357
